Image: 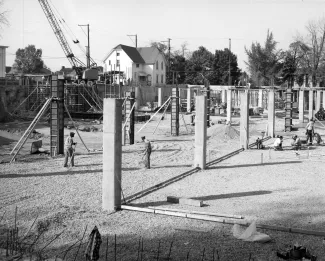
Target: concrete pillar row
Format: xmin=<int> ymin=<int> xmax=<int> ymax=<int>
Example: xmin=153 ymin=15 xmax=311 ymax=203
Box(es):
xmin=227 ymin=89 xmax=232 ymax=123
xmin=135 ymin=87 xmax=140 ymax=110
xmin=221 ymin=89 xmax=226 ymax=103
xmin=316 ymin=90 xmax=321 ymax=113
xmin=298 ymin=90 xmax=305 ymax=124
xmin=240 ymin=91 xmax=249 ymax=149
xmin=194 ymin=96 xmax=207 ymax=169
xmin=158 ymin=88 xmax=163 ymax=107
xmin=258 ymin=89 xmax=263 ymax=108
xmin=309 ymin=90 xmax=314 ymax=120
xmin=187 ymin=87 xmax=192 ymax=112
xmin=268 ymin=89 xmax=275 ymax=137
xmin=102 ymin=98 xmax=122 ymax=212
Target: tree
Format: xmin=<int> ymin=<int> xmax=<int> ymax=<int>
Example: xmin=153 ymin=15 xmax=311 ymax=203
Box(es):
xmin=12 ymin=45 xmax=46 ymax=73
xmin=245 ymin=30 xmax=284 ymax=86
xmin=0 ymin=0 xmax=9 ymax=34
xmin=185 ymin=46 xmax=214 ymax=85
xmin=212 ymin=48 xmax=241 ymax=85
xmin=150 ymin=41 xmax=168 ymax=53
xmin=170 ymin=54 xmax=188 ymax=84
xmin=296 ymin=18 xmax=325 ymax=87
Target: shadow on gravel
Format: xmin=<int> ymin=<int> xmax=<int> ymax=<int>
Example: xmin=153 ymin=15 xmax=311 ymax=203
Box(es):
xmin=152 ymin=164 xmax=192 ymax=169
xmin=191 ymin=190 xmax=272 ymax=201
xmin=0 ymin=169 xmax=102 ymax=179
xmin=207 ymin=161 xmax=302 ymax=170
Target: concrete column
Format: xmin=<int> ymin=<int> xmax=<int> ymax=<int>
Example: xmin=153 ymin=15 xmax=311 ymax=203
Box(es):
xmin=258 ymin=89 xmax=263 ymax=108
xmin=194 ymin=96 xmax=207 ymax=169
xmin=102 ymin=98 xmax=122 ymax=212
xmin=309 ymin=90 xmax=314 ymax=120
xmin=299 ymin=90 xmax=305 ymax=124
xmin=221 ymin=89 xmax=226 ymax=103
xmin=227 ymin=89 xmax=232 ymax=123
xmin=240 ymin=90 xmax=249 ymax=149
xmin=316 ymin=90 xmax=321 ymax=113
xmin=135 ymin=87 xmax=140 ymax=109
xmin=187 ymin=87 xmax=192 ymax=112
xmin=323 ymin=91 xmax=325 ymax=109
xmin=268 ymin=89 xmax=275 ymax=137
xmin=158 ymin=87 xmax=163 ymax=107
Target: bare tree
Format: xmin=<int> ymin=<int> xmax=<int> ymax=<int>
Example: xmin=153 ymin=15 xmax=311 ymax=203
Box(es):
xmin=180 ymin=41 xmax=188 ymax=57
xmin=0 ymin=0 xmax=9 ymax=33
xmin=299 ymin=17 xmax=325 ymax=87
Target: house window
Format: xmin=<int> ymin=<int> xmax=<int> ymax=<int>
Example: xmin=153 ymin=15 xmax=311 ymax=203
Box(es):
xmin=161 ymin=74 xmax=163 ymax=83
xmin=136 ymin=64 xmax=139 ymax=68
xmin=117 ymin=52 xmax=120 ymax=56
xmin=156 ymin=61 xmax=158 ymax=70
xmin=117 ymin=60 xmax=120 ymax=67
xmin=109 ymin=60 xmax=111 ymax=65
xmin=156 ymin=74 xmax=158 ymax=84
xmin=161 ymin=62 xmax=163 ymax=70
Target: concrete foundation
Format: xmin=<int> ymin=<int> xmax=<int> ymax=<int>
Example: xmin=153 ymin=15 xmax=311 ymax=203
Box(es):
xmin=135 ymin=87 xmax=140 ymax=109
xmin=299 ymin=90 xmax=305 ymax=124
xmin=240 ymin=91 xmax=249 ymax=149
xmin=323 ymin=91 xmax=325 ymax=109
xmin=102 ymin=98 xmax=122 ymax=212
xmin=268 ymin=90 xmax=275 ymax=137
xmin=227 ymin=89 xmax=232 ymax=123
xmin=309 ymin=90 xmax=314 ymax=120
xmin=194 ymin=96 xmax=207 ymax=169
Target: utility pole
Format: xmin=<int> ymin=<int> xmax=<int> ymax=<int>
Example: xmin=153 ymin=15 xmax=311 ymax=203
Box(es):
xmin=228 ymin=38 xmax=231 ymax=86
xmin=127 ymin=34 xmax=137 ymax=48
xmin=78 ymin=24 xmax=90 ymax=68
xmin=161 ymin=38 xmax=171 ymax=84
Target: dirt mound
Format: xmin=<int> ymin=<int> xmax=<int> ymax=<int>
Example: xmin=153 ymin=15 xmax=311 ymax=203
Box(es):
xmin=207 ymin=123 xmax=240 ymax=140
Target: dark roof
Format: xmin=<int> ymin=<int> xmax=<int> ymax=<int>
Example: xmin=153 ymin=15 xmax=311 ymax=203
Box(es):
xmin=116 ymin=44 xmax=145 ymax=63
xmin=137 ymin=47 xmax=159 ymax=64
xmin=5 ymin=66 xmax=11 ymax=73
xmin=59 ymin=67 xmax=75 ymax=74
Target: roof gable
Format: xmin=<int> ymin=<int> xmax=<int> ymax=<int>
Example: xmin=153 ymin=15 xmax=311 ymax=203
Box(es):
xmin=137 ymin=47 xmax=159 ymax=64
xmin=119 ymin=45 xmax=145 ymax=63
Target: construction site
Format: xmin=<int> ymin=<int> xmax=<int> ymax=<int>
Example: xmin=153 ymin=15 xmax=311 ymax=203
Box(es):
xmin=2 ymin=0 xmax=325 ymax=260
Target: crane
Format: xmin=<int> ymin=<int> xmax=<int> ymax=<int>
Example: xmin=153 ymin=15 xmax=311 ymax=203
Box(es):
xmin=38 ymin=0 xmax=98 ymax=82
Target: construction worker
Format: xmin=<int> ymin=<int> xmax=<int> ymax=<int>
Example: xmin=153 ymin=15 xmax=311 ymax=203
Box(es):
xmin=291 ymin=135 xmax=302 ymax=151
xmin=64 ymin=132 xmax=77 ymax=167
xmin=141 ymin=136 xmax=152 ymax=169
xmin=305 ymin=118 xmax=315 ymax=145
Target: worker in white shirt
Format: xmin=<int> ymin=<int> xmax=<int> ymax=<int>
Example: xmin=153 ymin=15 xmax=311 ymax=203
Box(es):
xmin=273 ymin=135 xmax=283 ymax=151
xmin=64 ymin=132 xmax=77 ymax=167
xmin=305 ymin=118 xmax=315 ymax=145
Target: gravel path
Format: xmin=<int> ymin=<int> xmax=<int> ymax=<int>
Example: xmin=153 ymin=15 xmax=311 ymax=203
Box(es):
xmin=1 ymin=111 xmax=325 ymax=260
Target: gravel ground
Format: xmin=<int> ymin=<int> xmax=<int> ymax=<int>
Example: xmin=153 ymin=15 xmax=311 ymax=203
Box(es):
xmin=1 ymin=111 xmax=325 ymax=260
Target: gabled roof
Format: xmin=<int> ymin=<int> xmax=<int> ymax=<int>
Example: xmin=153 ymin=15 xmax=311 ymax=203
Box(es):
xmin=103 ymin=44 xmax=145 ymax=64
xmin=137 ymin=47 xmax=160 ymax=64
xmin=119 ymin=45 xmax=145 ymax=63
xmin=5 ymin=66 xmax=11 ymax=73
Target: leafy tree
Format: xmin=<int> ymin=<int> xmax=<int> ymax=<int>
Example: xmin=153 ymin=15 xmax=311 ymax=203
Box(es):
xmin=12 ymin=45 xmax=46 ymax=73
xmin=212 ymin=48 xmax=241 ymax=85
xmin=170 ymin=54 xmax=188 ymax=84
xmin=150 ymin=41 xmax=168 ymax=53
xmin=185 ymin=46 xmax=214 ymax=84
xmin=245 ymin=30 xmax=283 ymax=86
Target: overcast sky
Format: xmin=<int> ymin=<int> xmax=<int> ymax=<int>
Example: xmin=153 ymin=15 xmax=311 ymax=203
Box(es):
xmin=2 ymin=0 xmax=325 ymax=72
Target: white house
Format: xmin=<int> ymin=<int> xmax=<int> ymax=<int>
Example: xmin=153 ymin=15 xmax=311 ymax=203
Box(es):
xmin=102 ymin=44 xmax=167 ymax=86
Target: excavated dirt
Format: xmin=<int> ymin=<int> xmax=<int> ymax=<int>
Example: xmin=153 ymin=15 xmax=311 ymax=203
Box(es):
xmin=1 ymin=111 xmax=325 ymax=260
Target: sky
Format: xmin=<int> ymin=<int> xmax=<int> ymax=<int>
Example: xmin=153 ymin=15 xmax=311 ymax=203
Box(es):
xmin=1 ymin=0 xmax=325 ymax=72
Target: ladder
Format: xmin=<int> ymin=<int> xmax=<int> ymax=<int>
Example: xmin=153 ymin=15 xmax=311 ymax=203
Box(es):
xmin=10 ymin=98 xmax=52 ymax=163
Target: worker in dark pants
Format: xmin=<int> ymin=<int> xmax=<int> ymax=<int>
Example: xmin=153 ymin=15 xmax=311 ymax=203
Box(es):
xmin=64 ymin=132 xmax=77 ymax=167
xmin=141 ymin=136 xmax=152 ymax=169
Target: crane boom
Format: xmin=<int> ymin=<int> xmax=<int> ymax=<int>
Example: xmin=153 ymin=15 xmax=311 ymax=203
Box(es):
xmin=38 ymin=0 xmax=86 ymax=77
